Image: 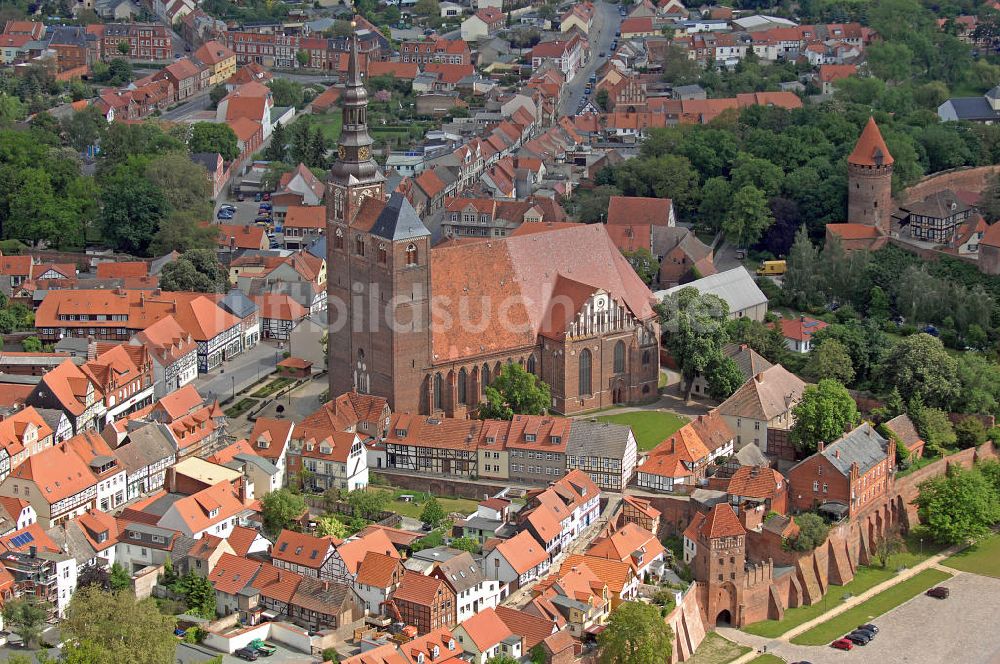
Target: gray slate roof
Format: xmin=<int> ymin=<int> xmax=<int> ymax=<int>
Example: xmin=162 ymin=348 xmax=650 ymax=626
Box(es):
xmin=943 ymin=97 xmax=1000 ymax=121
xmin=220 ymin=288 xmax=257 ymax=319
xmin=370 ymin=192 xmax=430 ymax=241
xmin=435 ymin=550 xmax=486 ymax=594
xmin=112 ymin=422 xmax=177 ymax=473
xmin=566 ymin=420 xmax=634 ymax=459
xmin=657 ymin=267 xmax=767 ymax=316
xmin=733 ymin=442 xmax=769 ymax=467
xmin=722 ymin=343 xmax=773 ymax=381
xmin=794 ymin=422 xmax=888 ymax=477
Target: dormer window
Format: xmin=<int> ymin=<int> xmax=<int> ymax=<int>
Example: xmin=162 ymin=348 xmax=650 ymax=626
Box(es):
xmin=320 ymin=444 xmax=332 ymax=455
xmin=257 ymin=439 xmax=269 ymax=449
xmin=448 ymin=639 xmax=455 ymax=650
xmin=306 ymin=443 xmax=314 ymax=452
xmin=394 ymin=429 xmax=406 ymax=438
xmin=524 ymin=434 xmax=535 ymax=442
xmin=431 ymin=646 xmax=439 ymax=658
xmin=209 ymin=508 xmax=219 ymax=518
xmin=550 ymin=436 xmax=561 ymax=444
xmin=416 ymin=654 xmax=424 ymax=664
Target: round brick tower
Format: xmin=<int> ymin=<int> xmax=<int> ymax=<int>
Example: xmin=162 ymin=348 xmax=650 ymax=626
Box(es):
xmin=847 ymin=117 xmax=894 ymax=235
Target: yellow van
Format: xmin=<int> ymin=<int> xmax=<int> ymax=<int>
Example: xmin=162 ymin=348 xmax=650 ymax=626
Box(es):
xmin=756 ymin=260 xmax=787 ymax=276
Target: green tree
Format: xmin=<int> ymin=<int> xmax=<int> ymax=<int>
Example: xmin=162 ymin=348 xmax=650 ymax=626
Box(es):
xmin=345 ymin=489 xmax=391 ymax=519
xmin=790 ymin=513 xmax=830 ymax=551
xmin=595 ymin=88 xmax=610 ymax=111
xmin=261 ymin=488 xmax=307 ymax=534
xmin=145 ymin=152 xmax=213 ymax=220
xmin=567 ymin=184 xmax=620 ymax=223
xmin=296 ymin=50 xmax=310 ymax=67
xmin=909 ymin=399 xmax=956 ymax=454
xmin=882 ymin=333 xmax=960 ymax=409
xmin=322 ymin=648 xmax=340 ymax=664
xmin=915 ymin=466 xmax=1000 ymax=544
xmin=479 ymin=363 xmax=551 ymax=420
xmin=705 ymin=354 xmax=744 ymax=400
xmin=189 ymin=122 xmax=239 ymax=161
xmin=99 ymin=172 xmax=168 ymax=255
xmin=159 ymin=249 xmax=228 ymax=293
xmin=316 ymin=516 xmax=349 ymax=539
xmin=413 ymin=0 xmax=439 ymax=15
xmin=790 ymin=379 xmax=860 ymax=454
xmin=268 ymin=78 xmax=305 ymax=108
xmin=265 ymin=122 xmax=288 ymax=162
xmin=597 ymin=601 xmax=673 ymax=664
xmin=954 ymin=417 xmax=986 ymax=450
xmin=449 ymin=536 xmax=480 ymax=553
xmin=117 ymin=40 xmax=131 ymax=56
xmin=529 ymin=644 xmax=547 ymax=664
xmin=209 ymin=84 xmax=228 ymax=108
xmin=697 ymin=177 xmax=731 ymax=232
xmin=62 ymin=107 xmax=107 ymax=153
xmin=177 ymin=573 xmax=216 ymax=618
xmin=725 ymin=316 xmax=786 ymax=363
xmin=109 ymin=563 xmax=131 ymax=592
xmin=805 ymin=338 xmax=855 ymax=386
xmin=731 ymin=152 xmax=783 ymax=198
xmin=782 ymin=225 xmax=821 ymax=309
xmin=0 ymin=93 xmax=25 ymax=127
xmin=623 ymin=248 xmax=659 ymax=284
xmin=2 ymin=597 xmax=48 ymax=648
xmin=723 ymin=185 xmax=773 ymax=248
xmin=63 ymin=586 xmax=177 ymax=664
xmin=420 ymin=497 xmax=446 ymax=526
xmin=485 ymin=656 xmax=520 ymax=664
xmin=658 ymin=287 xmax=730 ymax=396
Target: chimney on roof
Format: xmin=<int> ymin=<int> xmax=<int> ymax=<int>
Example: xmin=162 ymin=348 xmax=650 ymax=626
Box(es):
xmin=750 ymin=467 xmax=759 ymax=477
xmin=740 ymin=344 xmax=748 ymax=351
xmin=818 ymin=441 xmax=825 ymax=452
xmin=323 ymin=580 xmax=329 ymax=591
xmin=755 ymin=373 xmax=764 ymax=383
xmin=86 ymin=336 xmax=97 ymax=361
xmin=834 ymin=449 xmax=840 ymax=459
xmin=800 ymin=315 xmax=805 ymax=322
xmin=28 ymin=545 xmax=36 ymax=558
xmin=669 ymin=437 xmax=675 ymax=454
xmin=153 ymin=288 xmax=161 ymax=297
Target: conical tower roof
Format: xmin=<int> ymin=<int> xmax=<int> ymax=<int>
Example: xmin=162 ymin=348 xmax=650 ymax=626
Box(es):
xmin=848 ymin=116 xmax=894 ymax=167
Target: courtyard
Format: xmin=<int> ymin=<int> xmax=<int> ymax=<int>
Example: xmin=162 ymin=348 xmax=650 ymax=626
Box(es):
xmin=595 ymin=410 xmax=689 ymax=451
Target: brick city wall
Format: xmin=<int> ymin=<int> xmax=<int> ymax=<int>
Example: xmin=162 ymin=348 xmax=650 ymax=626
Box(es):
xmin=371 ymin=470 xmax=510 ymax=501
xmin=899 ymin=164 xmax=1000 ymax=206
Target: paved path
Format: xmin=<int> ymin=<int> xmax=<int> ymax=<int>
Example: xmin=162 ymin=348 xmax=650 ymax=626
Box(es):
xmin=713 ymin=543 xmax=964 ymax=664
xmin=194 ymin=342 xmax=282 ymax=405
xmin=558 ymin=1 xmax=623 ymax=116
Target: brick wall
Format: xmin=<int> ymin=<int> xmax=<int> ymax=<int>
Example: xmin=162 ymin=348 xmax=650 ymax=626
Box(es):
xmin=899 ymin=164 xmax=1000 ymax=206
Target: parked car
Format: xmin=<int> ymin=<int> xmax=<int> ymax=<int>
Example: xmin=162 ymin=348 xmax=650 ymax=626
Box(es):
xmin=249 ymin=639 xmax=277 ymax=656
xmin=217 ymin=210 xmax=234 ymax=220
xmin=857 ymin=624 xmax=879 ymax=634
xmin=421 ymin=522 xmax=433 ymax=531
xmin=926 ymin=586 xmax=950 ymax=599
xmin=853 ymin=627 xmax=876 ymax=639
xmin=830 ymin=639 xmax=854 ymax=651
xmin=255 ymin=216 xmax=273 ymax=224
xmin=254 ymin=192 xmax=263 ymax=202
xmin=845 ymin=631 xmax=871 ymax=645
xmin=235 ymin=648 xmax=259 ymax=661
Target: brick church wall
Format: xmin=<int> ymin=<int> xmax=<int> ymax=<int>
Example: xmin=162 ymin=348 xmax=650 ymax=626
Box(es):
xmin=899 ymin=164 xmax=1000 ymax=206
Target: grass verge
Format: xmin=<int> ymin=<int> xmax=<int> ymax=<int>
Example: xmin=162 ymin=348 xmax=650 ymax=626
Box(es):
xmin=790 ymin=568 xmax=952 ymax=646
xmin=595 ymin=410 xmax=689 ymax=451
xmin=224 ymin=397 xmax=258 ymax=418
xmin=685 ymin=631 xmax=751 ymax=664
xmin=748 ymin=656 xmax=785 ymax=664
xmin=251 ymin=377 xmax=296 ymax=398
xmin=942 ymin=532 xmax=1000 ymax=578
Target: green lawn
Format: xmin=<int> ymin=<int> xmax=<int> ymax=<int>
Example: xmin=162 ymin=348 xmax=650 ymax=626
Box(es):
xmin=942 ymin=533 xmax=1000 ymax=578
xmin=310 ymin=111 xmax=343 ymax=142
xmin=685 ymin=631 xmax=751 ymax=664
xmin=224 ymin=397 xmax=257 ymax=418
xmin=251 ymin=377 xmax=295 ymax=398
xmin=595 ymin=411 xmax=689 ymax=451
xmin=791 ymin=568 xmax=952 ymax=646
xmin=748 ymin=656 xmax=785 ymax=664
xmin=743 ymin=526 xmax=945 ymax=638
xmin=372 ymin=488 xmax=479 ymax=521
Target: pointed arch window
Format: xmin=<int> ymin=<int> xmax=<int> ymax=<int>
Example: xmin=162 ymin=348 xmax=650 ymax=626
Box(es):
xmin=334 ymin=228 xmax=344 ymax=251
xmin=579 ymin=349 xmax=592 ymax=396
xmin=434 ymin=373 xmax=443 ymax=410
xmin=614 ymin=341 xmax=625 ymax=373
xmin=482 ymin=363 xmax=491 ymax=391
xmin=378 ymin=242 xmax=387 ymax=264
xmin=355 ymin=235 xmax=365 ymax=257
xmin=642 ymin=350 xmax=651 ymax=366
xmin=526 ymin=355 xmax=536 ymax=375
xmin=457 ymin=368 xmax=467 ymax=405
xmin=405 ymin=243 xmax=418 ymax=266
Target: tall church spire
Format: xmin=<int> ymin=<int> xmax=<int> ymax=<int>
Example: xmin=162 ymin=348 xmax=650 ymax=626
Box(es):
xmin=329 ymin=26 xmax=384 ymax=194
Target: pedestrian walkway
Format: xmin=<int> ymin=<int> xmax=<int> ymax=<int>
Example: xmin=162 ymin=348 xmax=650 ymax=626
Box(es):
xmin=713 ymin=542 xmax=964 ymax=663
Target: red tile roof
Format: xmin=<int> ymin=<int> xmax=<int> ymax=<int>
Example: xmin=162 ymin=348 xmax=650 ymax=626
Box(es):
xmin=457 ymin=607 xmax=514 ymax=651
xmin=727 ymin=466 xmax=785 ymax=500
xmin=494 ymin=606 xmax=558 ymax=649
xmin=849 ymin=116 xmax=893 ymax=166
xmin=700 ymin=503 xmax=746 ymax=539
xmin=493 ymin=530 xmax=547 ymax=574
xmin=774 ymin=316 xmax=828 ymax=342
xmin=273 ymin=529 xmax=334 ymax=569
xmin=283 ymin=205 xmax=326 ymax=229
xmin=827 ymin=223 xmax=881 ymax=240
xmin=95 ymin=261 xmax=148 ymax=279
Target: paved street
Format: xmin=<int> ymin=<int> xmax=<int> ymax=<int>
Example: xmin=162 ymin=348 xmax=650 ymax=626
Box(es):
xmin=559 ymin=1 xmax=624 ymax=116
xmin=177 ymin=642 xmax=319 ymax=663
xmin=193 ymin=341 xmax=284 ymax=405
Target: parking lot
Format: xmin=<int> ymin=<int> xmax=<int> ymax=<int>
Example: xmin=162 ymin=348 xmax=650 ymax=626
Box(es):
xmin=214 ymin=197 xmax=282 ymax=250
xmin=740 ymin=571 xmax=1000 ymax=664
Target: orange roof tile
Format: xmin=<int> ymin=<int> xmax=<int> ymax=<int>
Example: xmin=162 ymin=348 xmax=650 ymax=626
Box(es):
xmin=458 ymin=607 xmax=515 ymax=651
xmin=272 ymin=529 xmax=334 ymax=569
xmin=9 ymin=442 xmax=96 ymax=505
xmin=210 ymin=552 xmax=262 ymax=595
xmin=337 ymin=528 xmax=400 ymax=575
xmin=849 ymin=117 xmax=894 ymax=166
xmin=283 ymin=205 xmax=326 ymax=229
xmin=494 ymin=606 xmax=559 ymax=649
xmin=493 ymin=530 xmax=547 ymax=574
xmin=356 ymin=551 xmax=402 ymax=587
xmin=699 ymin=503 xmax=746 ymax=539
xmin=727 ymin=466 xmax=785 ymax=500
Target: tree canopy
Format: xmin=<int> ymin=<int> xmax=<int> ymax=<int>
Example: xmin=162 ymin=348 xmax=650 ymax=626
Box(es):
xmin=479 ymin=363 xmax=551 ymax=420
xmin=658 ymin=287 xmax=730 ymax=396
xmin=597 ymin=601 xmax=673 ymax=664
xmin=915 ymin=465 xmax=1000 ymax=544
xmin=62 ymin=586 xmax=177 ymax=664
xmin=790 ymin=379 xmax=860 ymax=454
xmin=260 ymin=489 xmax=307 ymax=535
